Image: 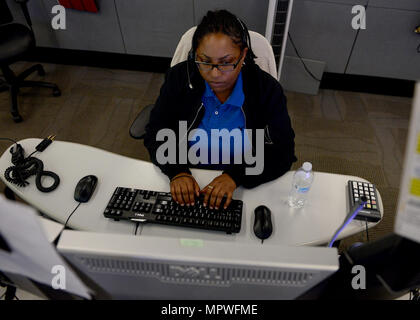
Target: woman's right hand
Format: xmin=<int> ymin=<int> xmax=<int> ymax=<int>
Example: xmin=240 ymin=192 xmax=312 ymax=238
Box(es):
xmin=170 ymin=172 xmax=200 ymax=206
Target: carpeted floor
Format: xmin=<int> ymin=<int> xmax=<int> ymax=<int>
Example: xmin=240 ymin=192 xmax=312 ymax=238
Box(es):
xmin=0 ymin=61 xmax=413 ymax=252
xmin=286 ymin=89 xmax=412 ymax=250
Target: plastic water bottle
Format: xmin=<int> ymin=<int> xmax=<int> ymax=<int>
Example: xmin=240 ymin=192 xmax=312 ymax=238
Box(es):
xmin=288 ymin=162 xmax=314 ymax=208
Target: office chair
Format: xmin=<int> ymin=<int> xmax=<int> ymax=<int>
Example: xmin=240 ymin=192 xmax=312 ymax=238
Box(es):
xmin=129 ymin=26 xmax=278 ymax=139
xmin=0 ymin=0 xmax=61 ymax=123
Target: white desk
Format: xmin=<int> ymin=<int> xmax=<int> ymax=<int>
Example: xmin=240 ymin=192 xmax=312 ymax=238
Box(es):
xmin=0 ymin=138 xmax=383 ymax=246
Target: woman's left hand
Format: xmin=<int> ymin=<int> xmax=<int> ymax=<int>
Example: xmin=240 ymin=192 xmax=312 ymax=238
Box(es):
xmin=201 ymin=173 xmax=237 ymax=210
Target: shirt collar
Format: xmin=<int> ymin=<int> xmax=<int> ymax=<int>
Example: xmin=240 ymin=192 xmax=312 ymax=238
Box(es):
xmin=203 ymin=71 xmax=244 ymax=107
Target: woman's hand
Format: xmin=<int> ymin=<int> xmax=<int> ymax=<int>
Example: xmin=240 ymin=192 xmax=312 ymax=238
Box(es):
xmin=170 ymin=172 xmax=200 ymax=206
xmin=201 ymin=173 xmax=237 ymax=210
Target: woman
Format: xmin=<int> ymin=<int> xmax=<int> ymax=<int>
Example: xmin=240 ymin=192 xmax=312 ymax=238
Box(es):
xmin=144 ymin=10 xmax=296 ymax=211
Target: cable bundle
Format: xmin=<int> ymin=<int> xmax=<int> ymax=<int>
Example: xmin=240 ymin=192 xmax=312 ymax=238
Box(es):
xmin=4 ymin=145 xmax=60 ymax=193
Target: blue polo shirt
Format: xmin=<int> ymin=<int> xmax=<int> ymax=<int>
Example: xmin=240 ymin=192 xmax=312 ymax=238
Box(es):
xmin=188 ymin=72 xmax=251 ymax=167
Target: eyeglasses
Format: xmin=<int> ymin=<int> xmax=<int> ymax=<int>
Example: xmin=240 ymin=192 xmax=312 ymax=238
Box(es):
xmin=195 ymin=52 xmax=243 ymax=73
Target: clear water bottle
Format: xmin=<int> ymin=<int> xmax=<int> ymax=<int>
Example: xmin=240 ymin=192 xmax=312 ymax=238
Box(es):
xmin=288 ymin=162 xmax=314 ymax=208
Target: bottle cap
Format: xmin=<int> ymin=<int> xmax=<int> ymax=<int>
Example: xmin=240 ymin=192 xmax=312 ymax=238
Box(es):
xmin=302 ymin=162 xmax=312 ymax=172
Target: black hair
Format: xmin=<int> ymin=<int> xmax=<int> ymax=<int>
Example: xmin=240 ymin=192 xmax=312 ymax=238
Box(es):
xmin=192 ymin=10 xmax=257 ymax=65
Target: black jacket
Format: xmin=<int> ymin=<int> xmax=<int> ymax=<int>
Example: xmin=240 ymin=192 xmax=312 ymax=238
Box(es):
xmin=144 ymin=60 xmax=297 ymax=188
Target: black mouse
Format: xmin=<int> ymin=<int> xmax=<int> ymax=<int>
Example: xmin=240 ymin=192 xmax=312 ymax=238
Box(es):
xmin=74 ymin=175 xmax=98 ymax=203
xmin=253 ymin=205 xmax=273 ymax=240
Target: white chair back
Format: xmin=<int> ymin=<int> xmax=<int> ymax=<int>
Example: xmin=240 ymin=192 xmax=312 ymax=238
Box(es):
xmin=171 ymin=26 xmax=278 ymax=79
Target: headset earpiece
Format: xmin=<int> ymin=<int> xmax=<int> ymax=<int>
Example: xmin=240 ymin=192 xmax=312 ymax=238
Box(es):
xmin=236 ymin=17 xmax=249 ymax=48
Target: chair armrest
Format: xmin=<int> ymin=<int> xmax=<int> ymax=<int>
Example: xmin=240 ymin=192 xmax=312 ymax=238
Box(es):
xmin=129 ymin=104 xmax=154 ymax=140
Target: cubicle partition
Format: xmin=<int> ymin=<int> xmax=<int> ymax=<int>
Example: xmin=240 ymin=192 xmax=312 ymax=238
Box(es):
xmin=6 ymin=0 xmax=270 ymax=57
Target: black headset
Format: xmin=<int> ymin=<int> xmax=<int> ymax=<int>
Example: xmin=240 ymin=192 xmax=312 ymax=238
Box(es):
xmin=186 ymin=17 xmax=251 ymax=90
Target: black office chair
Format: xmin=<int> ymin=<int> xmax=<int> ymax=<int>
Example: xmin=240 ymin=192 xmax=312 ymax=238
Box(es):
xmin=129 ymin=104 xmax=154 ymax=139
xmin=0 ymin=0 xmax=61 ymax=122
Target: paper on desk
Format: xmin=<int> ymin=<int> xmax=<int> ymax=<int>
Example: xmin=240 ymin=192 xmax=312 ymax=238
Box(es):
xmin=395 ymin=83 xmax=420 ymax=245
xmin=0 ymin=195 xmax=92 ymax=299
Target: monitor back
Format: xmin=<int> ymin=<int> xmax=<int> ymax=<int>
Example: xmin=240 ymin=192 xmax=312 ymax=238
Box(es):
xmin=58 ymin=231 xmax=338 ymax=300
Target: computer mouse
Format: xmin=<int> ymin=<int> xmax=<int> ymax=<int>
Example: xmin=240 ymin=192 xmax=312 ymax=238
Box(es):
xmin=74 ymin=175 xmax=98 ymax=203
xmin=253 ymin=205 xmax=273 ymax=240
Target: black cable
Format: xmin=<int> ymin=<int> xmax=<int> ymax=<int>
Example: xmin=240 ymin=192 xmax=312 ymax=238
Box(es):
xmin=287 ymin=32 xmax=322 ymax=82
xmin=4 ymin=143 xmax=59 ymax=192
xmin=27 ymin=150 xmax=37 ymax=158
xmin=14 ymin=295 xmax=19 ymax=300
xmin=344 ymin=1 xmax=372 ymax=73
xmin=53 ymin=202 xmax=82 ymax=246
xmin=365 ymin=218 xmax=370 ymax=242
xmin=5 ymin=157 xmax=60 ymax=192
xmin=0 ymin=292 xmax=5 ymax=300
xmin=63 ymin=203 xmax=82 ymax=230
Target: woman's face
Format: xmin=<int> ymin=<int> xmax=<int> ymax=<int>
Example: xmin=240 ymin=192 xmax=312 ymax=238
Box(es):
xmin=196 ymin=33 xmax=248 ymax=95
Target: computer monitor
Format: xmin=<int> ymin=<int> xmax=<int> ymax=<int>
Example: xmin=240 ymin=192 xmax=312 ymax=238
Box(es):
xmin=395 ymin=82 xmax=420 ymax=245
xmin=57 ymin=230 xmax=338 ymax=300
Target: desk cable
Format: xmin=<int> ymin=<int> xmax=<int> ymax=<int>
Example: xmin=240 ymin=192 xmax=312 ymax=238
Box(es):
xmin=287 ymin=32 xmax=322 ymax=82
xmin=328 ymin=197 xmax=368 ymax=248
xmin=134 ymin=222 xmax=140 ymax=235
xmin=53 ymin=202 xmax=82 ymax=246
xmin=2 ymin=136 xmax=60 ymax=192
xmin=365 ymin=218 xmax=370 ymax=242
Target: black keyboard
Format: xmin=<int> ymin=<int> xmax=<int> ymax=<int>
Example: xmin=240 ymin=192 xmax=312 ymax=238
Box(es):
xmin=103 ymin=187 xmax=243 ymax=234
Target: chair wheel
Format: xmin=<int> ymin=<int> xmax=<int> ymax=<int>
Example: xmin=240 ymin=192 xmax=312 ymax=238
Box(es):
xmin=12 ymin=114 xmax=23 ymax=123
xmin=52 ymin=88 xmax=61 ymax=97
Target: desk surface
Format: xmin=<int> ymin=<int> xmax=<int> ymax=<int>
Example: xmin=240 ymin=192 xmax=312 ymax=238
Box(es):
xmin=0 ymin=138 xmax=383 ymax=246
